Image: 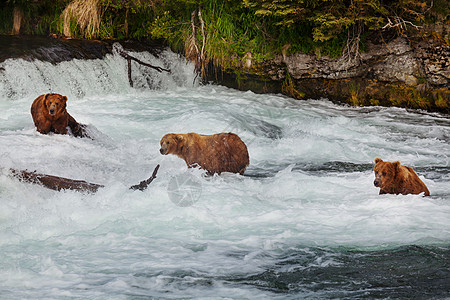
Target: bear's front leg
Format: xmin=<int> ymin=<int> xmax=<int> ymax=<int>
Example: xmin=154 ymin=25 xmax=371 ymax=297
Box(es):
xmin=53 ymin=124 xmax=68 ymax=134
xmin=52 ymin=118 xmax=68 ymax=134
xmin=68 ymin=114 xmax=86 ymax=137
xmin=37 ymin=120 xmax=53 ymax=134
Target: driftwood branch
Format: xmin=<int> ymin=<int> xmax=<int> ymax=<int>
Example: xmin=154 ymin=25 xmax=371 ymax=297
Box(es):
xmin=129 ymin=164 xmax=160 ymax=191
xmin=119 ymin=50 xmax=170 ymax=73
xmin=191 ymin=10 xmax=199 ymax=55
xmin=198 ymin=9 xmax=206 ymax=79
xmin=119 ymin=50 xmax=170 ymax=87
xmin=127 ymin=57 xmax=133 ymax=87
xmin=198 ymin=9 xmax=206 ymax=63
xmin=9 ymin=164 xmax=160 ymax=193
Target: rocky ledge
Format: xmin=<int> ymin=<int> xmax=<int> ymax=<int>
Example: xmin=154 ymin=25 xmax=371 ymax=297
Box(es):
xmin=207 ymin=36 xmax=449 ymax=113
xmin=0 ymin=35 xmax=165 ymax=64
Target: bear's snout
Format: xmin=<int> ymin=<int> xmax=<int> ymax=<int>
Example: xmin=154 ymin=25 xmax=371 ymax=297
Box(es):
xmin=374 ymin=178 xmax=381 ymax=187
xmin=48 ymin=103 xmax=57 ymax=115
xmin=160 ymin=148 xmax=167 ymax=155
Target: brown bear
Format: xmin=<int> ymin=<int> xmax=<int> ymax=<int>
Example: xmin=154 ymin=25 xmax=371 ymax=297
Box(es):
xmin=160 ymin=132 xmax=249 ymax=175
xmin=31 ymin=93 xmax=86 ymax=137
xmin=373 ymin=157 xmax=430 ymax=196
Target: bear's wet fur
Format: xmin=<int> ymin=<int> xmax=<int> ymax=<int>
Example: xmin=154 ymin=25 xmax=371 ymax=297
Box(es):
xmin=373 ymin=157 xmax=430 ymax=196
xmin=31 ymin=93 xmax=86 ymax=137
xmin=160 ymin=132 xmax=249 ymax=175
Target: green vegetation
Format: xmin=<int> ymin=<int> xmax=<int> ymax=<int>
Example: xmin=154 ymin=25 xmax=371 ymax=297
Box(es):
xmin=1 ymin=0 xmax=448 ymax=79
xmin=388 ymin=85 xmax=431 ymax=110
xmin=3 ymin=0 xmax=66 ymax=34
xmin=282 ymin=70 xmax=305 ymax=99
xmin=349 ymin=81 xmax=362 ymax=106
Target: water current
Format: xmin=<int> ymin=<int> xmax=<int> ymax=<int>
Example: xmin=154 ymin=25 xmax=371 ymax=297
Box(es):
xmin=0 ymin=43 xmax=449 ymax=299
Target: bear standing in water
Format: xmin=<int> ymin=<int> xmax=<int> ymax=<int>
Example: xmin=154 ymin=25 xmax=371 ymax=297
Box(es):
xmin=373 ymin=157 xmax=430 ymax=196
xmin=31 ymin=93 xmax=86 ymax=137
xmin=160 ymin=132 xmax=249 ymax=175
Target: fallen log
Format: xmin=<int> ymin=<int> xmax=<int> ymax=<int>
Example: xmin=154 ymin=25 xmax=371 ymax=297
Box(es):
xmin=9 ymin=164 xmax=160 ymax=193
xmin=10 ymin=169 xmax=103 ymax=193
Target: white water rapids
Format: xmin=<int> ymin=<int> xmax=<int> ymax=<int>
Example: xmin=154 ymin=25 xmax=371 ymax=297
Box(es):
xmin=0 ymin=45 xmax=449 ymax=299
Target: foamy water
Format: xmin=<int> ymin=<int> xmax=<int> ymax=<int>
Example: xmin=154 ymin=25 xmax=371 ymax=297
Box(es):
xmin=0 ymin=46 xmax=449 ymax=299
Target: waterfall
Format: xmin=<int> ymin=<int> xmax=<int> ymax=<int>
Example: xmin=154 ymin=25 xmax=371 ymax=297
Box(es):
xmin=0 ymin=42 xmax=197 ymax=101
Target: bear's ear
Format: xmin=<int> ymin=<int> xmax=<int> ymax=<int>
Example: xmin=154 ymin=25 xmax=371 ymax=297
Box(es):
xmin=393 ymin=161 xmax=401 ymax=172
xmin=43 ymin=93 xmax=50 ymax=105
xmin=176 ymin=135 xmax=184 ymax=142
xmin=374 ymin=157 xmax=383 ymax=164
xmin=62 ymin=96 xmax=68 ymax=102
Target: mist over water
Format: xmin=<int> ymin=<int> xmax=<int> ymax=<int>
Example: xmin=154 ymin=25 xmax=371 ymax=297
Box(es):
xmin=0 ymin=45 xmax=449 ymax=299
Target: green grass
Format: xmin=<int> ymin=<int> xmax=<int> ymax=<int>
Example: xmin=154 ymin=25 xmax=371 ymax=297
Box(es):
xmin=0 ymin=6 xmax=13 ymax=34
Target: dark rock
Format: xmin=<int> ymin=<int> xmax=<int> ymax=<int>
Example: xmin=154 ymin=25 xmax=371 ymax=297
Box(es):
xmin=0 ymin=35 xmax=166 ymax=64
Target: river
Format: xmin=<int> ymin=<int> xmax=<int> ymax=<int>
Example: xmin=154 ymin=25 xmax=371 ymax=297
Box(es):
xmin=0 ymin=41 xmax=449 ymax=299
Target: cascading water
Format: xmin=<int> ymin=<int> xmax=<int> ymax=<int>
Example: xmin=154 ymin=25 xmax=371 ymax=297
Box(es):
xmin=0 ymin=39 xmax=449 ymax=299
xmin=0 ymin=42 xmax=196 ymax=100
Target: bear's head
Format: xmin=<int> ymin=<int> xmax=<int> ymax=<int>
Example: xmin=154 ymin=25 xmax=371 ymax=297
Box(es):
xmin=160 ymin=133 xmax=184 ymax=155
xmin=44 ymin=93 xmax=67 ymax=116
xmin=373 ymin=157 xmax=400 ymax=190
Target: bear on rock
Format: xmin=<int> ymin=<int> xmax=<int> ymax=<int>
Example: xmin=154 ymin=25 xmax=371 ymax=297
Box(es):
xmin=160 ymin=132 xmax=249 ymax=175
xmin=373 ymin=157 xmax=430 ymax=196
xmin=31 ymin=93 xmax=86 ymax=137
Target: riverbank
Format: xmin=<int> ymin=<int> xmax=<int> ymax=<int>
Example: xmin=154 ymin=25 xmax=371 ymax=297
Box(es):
xmin=204 ymin=33 xmax=450 ymax=114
